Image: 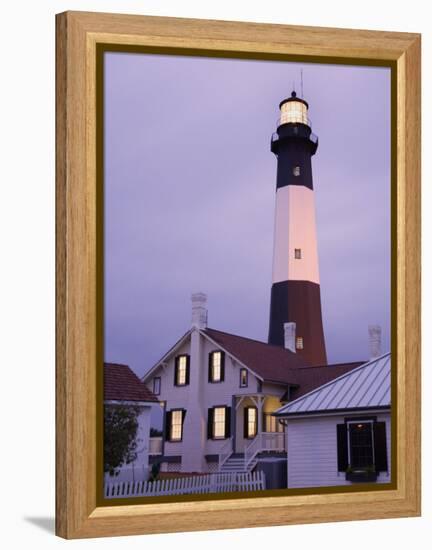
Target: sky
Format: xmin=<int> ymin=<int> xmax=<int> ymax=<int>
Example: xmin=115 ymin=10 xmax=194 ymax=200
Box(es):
xmin=104 ymin=52 xmax=391 ymax=378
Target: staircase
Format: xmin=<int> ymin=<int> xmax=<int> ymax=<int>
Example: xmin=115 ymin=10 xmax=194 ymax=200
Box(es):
xmin=219 ymin=454 xmax=257 ymax=473
xmin=218 ymin=433 xmax=285 ymax=473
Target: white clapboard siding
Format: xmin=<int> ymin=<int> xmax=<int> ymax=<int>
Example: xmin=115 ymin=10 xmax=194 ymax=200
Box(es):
xmin=286 ymin=414 xmax=391 ymax=488
xmin=105 ymin=470 xmax=266 ymax=498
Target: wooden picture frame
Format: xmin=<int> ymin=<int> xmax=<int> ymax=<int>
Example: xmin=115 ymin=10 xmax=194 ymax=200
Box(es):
xmin=56 ymin=10 xmax=421 ymax=539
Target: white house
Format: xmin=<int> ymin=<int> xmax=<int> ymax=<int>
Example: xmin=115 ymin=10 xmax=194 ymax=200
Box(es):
xmin=142 ymin=293 xmax=363 ymax=478
xmin=273 ymin=353 xmax=391 ymax=487
xmin=104 ymin=362 xmax=159 ymax=483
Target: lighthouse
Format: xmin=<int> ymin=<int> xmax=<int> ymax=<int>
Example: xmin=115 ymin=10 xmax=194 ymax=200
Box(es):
xmin=268 ymin=91 xmax=327 ymax=366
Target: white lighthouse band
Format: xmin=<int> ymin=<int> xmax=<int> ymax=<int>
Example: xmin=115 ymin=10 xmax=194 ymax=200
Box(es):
xmin=272 ymin=184 xmax=320 ymax=285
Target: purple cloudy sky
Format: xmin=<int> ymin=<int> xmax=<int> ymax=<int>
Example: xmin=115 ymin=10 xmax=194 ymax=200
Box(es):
xmin=104 ymin=52 xmax=391 ymax=377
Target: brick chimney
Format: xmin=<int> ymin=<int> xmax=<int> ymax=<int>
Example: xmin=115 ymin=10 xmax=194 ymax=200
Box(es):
xmin=191 ymin=292 xmax=208 ymax=329
xmin=368 ymin=325 xmax=382 ymax=359
xmin=284 ymin=322 xmax=296 ymax=353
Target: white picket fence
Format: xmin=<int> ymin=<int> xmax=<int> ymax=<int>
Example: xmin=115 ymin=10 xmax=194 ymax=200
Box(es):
xmin=105 ymin=470 xmax=266 ymax=499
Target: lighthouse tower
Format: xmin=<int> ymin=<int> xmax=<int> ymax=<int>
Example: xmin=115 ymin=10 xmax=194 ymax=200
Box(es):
xmin=268 ymin=91 xmax=327 ymax=365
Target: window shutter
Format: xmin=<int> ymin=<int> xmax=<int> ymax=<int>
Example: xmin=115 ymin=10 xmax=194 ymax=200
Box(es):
xmin=373 ymin=422 xmax=388 ymax=472
xmin=181 ymin=409 xmax=187 ymax=423
xmin=220 ymin=352 xmax=225 ymax=382
xmin=173 ymin=358 xmax=178 ymax=386
xmin=243 ymin=407 xmax=249 ymax=438
xmin=224 ymin=406 xmax=231 ymax=438
xmin=165 ymin=411 xmax=172 ymax=441
xmin=208 ymin=353 xmax=212 ymax=382
xmin=207 ymin=408 xmax=214 ymax=439
xmin=337 ymin=424 xmax=348 ymax=471
xmin=185 ymin=355 xmax=190 ymax=385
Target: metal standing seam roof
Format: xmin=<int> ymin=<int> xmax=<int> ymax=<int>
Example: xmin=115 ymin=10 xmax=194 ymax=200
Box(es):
xmin=274 ymin=353 xmax=391 ymax=416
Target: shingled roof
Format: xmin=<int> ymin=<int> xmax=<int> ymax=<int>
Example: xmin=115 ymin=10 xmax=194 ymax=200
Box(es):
xmin=204 ymin=327 xmax=309 ymax=384
xmin=204 ymin=328 xmax=363 ymax=390
xmin=104 ymin=362 xmax=159 ymax=403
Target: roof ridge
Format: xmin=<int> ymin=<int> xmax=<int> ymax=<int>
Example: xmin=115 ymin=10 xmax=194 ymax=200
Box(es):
xmin=205 ymin=327 xmax=301 ymax=356
xmin=294 ymin=360 xmax=365 ymax=371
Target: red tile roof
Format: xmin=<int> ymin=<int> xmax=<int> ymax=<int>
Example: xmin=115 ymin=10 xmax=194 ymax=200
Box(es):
xmin=104 ymin=363 xmax=159 ymax=403
xmin=204 ymin=328 xmax=363 ymax=391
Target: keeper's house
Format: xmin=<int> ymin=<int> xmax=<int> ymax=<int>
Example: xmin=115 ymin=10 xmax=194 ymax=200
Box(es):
xmin=273 ymin=353 xmax=391 ymax=487
xmin=142 ymin=293 xmax=363 ymax=477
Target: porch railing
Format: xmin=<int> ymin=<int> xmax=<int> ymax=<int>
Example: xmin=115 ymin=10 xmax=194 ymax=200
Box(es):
xmin=218 ymin=436 xmax=234 ymax=471
xmin=244 ymin=432 xmax=285 ymax=471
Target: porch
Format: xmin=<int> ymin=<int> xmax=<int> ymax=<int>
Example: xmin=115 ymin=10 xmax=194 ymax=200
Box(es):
xmin=218 ymin=393 xmax=286 ymax=472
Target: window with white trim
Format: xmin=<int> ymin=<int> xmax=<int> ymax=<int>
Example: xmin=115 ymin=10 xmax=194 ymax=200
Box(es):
xmin=209 ymin=351 xmax=224 ymax=382
xmin=153 ymin=377 xmax=161 ymax=395
xmin=244 ymin=407 xmax=257 ymax=439
xmin=213 ymin=407 xmax=226 ymax=439
xmin=174 ymin=354 xmax=189 ymax=386
xmin=169 ymin=410 xmax=184 ymax=442
xmin=348 ymin=421 xmax=374 ymax=468
xmin=336 ymin=418 xmax=388 ymax=476
xmin=239 ymin=368 xmax=248 ymax=388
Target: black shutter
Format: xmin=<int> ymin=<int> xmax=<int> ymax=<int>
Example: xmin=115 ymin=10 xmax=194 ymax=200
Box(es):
xmin=165 ymin=411 xmax=172 ymax=441
xmin=220 ymin=352 xmax=225 ymax=382
xmin=337 ymin=424 xmax=348 ymax=471
xmin=373 ymin=422 xmax=388 ymax=472
xmin=181 ymin=409 xmax=187 ymax=441
xmin=262 ymin=411 xmax=268 ymax=432
xmin=185 ymin=355 xmax=190 ymax=385
xmin=208 ymin=353 xmax=212 ymax=382
xmin=173 ymin=357 xmax=178 ymax=386
xmin=224 ymin=406 xmax=231 ymax=438
xmin=243 ymin=407 xmax=249 ymax=438
xmin=207 ymin=408 xmax=214 ymax=439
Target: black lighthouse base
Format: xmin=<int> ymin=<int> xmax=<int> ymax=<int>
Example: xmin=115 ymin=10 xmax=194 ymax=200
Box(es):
xmin=268 ymin=280 xmax=327 ymax=366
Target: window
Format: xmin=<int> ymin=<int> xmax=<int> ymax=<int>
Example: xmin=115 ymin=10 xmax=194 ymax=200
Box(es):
xmin=293 ymin=165 xmax=301 ymax=176
xmin=294 ymin=248 xmax=302 ymax=259
xmin=296 ymin=336 xmax=304 ymax=350
xmin=264 ymin=413 xmax=284 ymax=433
xmin=174 ymin=354 xmax=190 ymax=386
xmin=337 ymin=419 xmax=388 ymax=474
xmin=153 ymin=377 xmax=161 ymax=396
xmin=244 ymin=407 xmax=258 ymax=439
xmin=349 ymin=422 xmax=374 ymax=468
xmin=239 ymin=368 xmax=248 ymax=388
xmin=166 ymin=409 xmax=185 ymax=442
xmin=208 ymin=351 xmax=225 ymax=383
xmin=207 ymin=406 xmax=231 ymax=439
xmin=213 ymin=407 xmax=226 ymax=439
